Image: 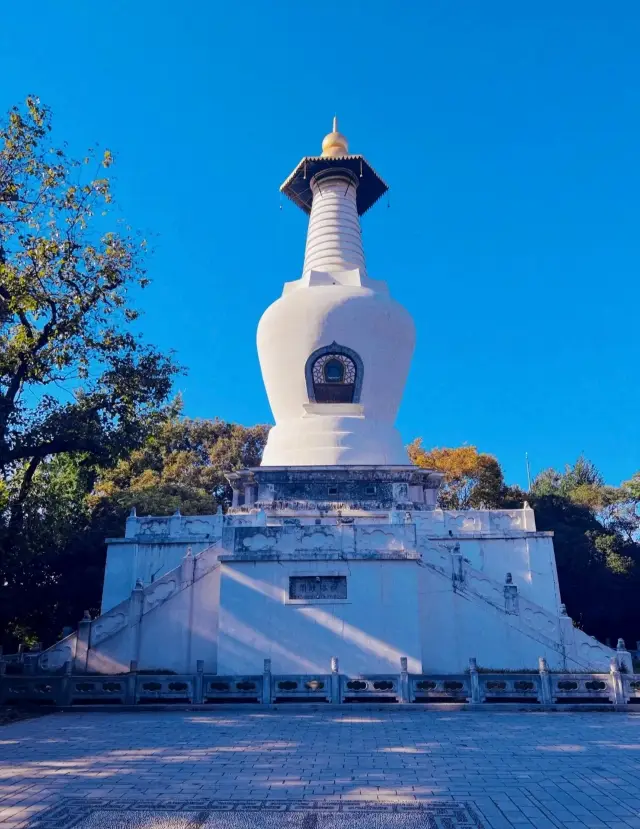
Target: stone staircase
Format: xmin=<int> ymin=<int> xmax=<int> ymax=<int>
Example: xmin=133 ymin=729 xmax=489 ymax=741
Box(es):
xmin=418 ymin=541 xmax=621 ymax=672
xmin=39 ymin=542 xmax=224 ymax=674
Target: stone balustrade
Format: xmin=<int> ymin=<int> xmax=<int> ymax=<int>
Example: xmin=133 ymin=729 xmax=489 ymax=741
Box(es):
xmin=123 ymin=508 xmax=224 ymax=540
xmin=2 ymin=657 xmax=639 ymax=707
xmin=119 ymin=507 xmax=538 ymax=539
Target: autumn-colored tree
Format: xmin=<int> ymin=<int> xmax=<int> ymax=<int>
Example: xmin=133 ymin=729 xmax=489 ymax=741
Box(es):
xmin=408 ymin=440 xmax=513 ymax=509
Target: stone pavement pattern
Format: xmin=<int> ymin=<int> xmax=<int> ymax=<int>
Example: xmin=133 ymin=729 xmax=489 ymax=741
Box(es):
xmin=0 ymin=709 xmax=639 ymax=828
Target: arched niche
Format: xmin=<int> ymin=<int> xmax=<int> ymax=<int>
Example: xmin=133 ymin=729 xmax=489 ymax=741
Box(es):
xmin=305 ymin=342 xmax=364 ymax=404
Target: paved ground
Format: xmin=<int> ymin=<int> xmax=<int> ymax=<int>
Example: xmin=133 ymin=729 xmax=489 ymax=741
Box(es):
xmin=0 ymin=709 xmax=639 ymax=828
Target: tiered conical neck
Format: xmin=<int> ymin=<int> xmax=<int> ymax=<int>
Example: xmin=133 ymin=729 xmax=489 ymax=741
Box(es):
xmin=302 ymin=169 xmax=366 ymax=277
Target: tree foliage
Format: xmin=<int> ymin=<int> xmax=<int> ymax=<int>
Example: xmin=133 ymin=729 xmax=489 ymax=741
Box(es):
xmin=528 ymin=459 xmax=640 ymax=642
xmin=0 ymin=97 xmax=180 ymax=530
xmin=1 ymin=413 xmax=270 ymax=650
xmin=408 ymin=440 xmax=517 ymax=509
xmin=90 ymin=414 xmax=270 ymax=517
xmin=0 ymin=96 xmax=182 ymax=649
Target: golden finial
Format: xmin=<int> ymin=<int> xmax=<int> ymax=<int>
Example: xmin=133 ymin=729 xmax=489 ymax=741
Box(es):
xmin=321 ymin=115 xmax=349 ymax=158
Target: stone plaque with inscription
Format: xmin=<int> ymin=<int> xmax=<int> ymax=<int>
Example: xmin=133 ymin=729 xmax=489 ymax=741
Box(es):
xmin=289 ymin=576 xmax=347 ymax=600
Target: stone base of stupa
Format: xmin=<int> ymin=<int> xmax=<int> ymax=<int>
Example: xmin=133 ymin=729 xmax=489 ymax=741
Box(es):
xmin=38 ymin=471 xmax=619 ymax=677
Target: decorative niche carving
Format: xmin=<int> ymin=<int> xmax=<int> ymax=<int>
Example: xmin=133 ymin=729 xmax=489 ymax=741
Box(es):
xmin=305 ymin=342 xmax=363 ymax=404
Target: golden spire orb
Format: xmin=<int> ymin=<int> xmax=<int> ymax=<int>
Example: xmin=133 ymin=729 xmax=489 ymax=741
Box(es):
xmin=321 ymin=115 xmax=349 ymax=157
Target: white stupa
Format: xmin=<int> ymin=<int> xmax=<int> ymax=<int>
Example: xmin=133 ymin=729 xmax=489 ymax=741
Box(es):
xmin=37 ymin=119 xmax=623 ymax=686
xmin=259 ymin=118 xmax=414 ymax=466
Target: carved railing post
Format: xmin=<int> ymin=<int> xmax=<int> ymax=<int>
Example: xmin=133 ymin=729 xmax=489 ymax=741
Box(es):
xmin=126 ymin=660 xmax=138 ymax=705
xmin=262 ymin=658 xmax=272 ymax=704
xmin=331 ymin=656 xmax=340 ymax=704
xmin=74 ymin=611 xmax=92 ymax=673
xmin=469 ymin=658 xmax=481 ymax=704
xmin=616 ymin=638 xmax=633 ymax=674
xmin=538 ymin=657 xmax=552 ymax=706
xmin=129 ymin=580 xmax=144 ymax=668
xmin=451 ymin=544 xmax=464 ymax=590
xmin=169 ymin=508 xmax=183 ymax=537
xmin=181 ymin=547 xmax=195 ymax=587
xmin=60 ymin=660 xmax=73 ymax=706
xmin=194 ymin=660 xmax=204 ymax=705
xmin=504 ymin=573 xmax=519 ymax=614
xmin=610 ymin=657 xmax=625 ymax=706
xmin=125 ymin=506 xmax=138 ymax=538
xmin=399 ymin=657 xmax=409 ymax=703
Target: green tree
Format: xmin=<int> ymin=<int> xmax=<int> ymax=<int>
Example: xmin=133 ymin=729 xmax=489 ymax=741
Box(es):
xmin=601 ymin=471 xmax=640 ymax=544
xmin=90 ymin=414 xmax=270 ymax=517
xmin=1 ymin=414 xmax=270 ymax=650
xmin=529 ymin=458 xmax=639 ymax=643
xmin=0 ymin=97 xmax=182 ymax=648
xmin=1 ymin=455 xmax=100 ymax=649
xmin=0 ymin=97 xmax=180 ymax=530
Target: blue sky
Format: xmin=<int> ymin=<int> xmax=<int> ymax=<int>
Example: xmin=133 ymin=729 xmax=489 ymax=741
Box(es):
xmin=2 ymin=1 xmax=639 ymax=488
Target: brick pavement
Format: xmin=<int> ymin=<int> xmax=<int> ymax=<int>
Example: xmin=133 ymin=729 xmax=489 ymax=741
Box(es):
xmin=0 ymin=708 xmax=639 ymax=828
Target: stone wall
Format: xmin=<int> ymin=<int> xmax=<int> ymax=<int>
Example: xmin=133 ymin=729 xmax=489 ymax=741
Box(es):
xmin=217 ymin=558 xmax=423 ymax=675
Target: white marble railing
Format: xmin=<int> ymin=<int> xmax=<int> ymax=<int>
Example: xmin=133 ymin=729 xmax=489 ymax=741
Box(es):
xmin=124 ymin=510 xmax=224 ymax=539
xmin=414 ymin=507 xmax=537 ymax=535
xmin=121 ymin=507 xmax=538 ymax=539
xmin=2 ymin=657 xmax=638 ymax=706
